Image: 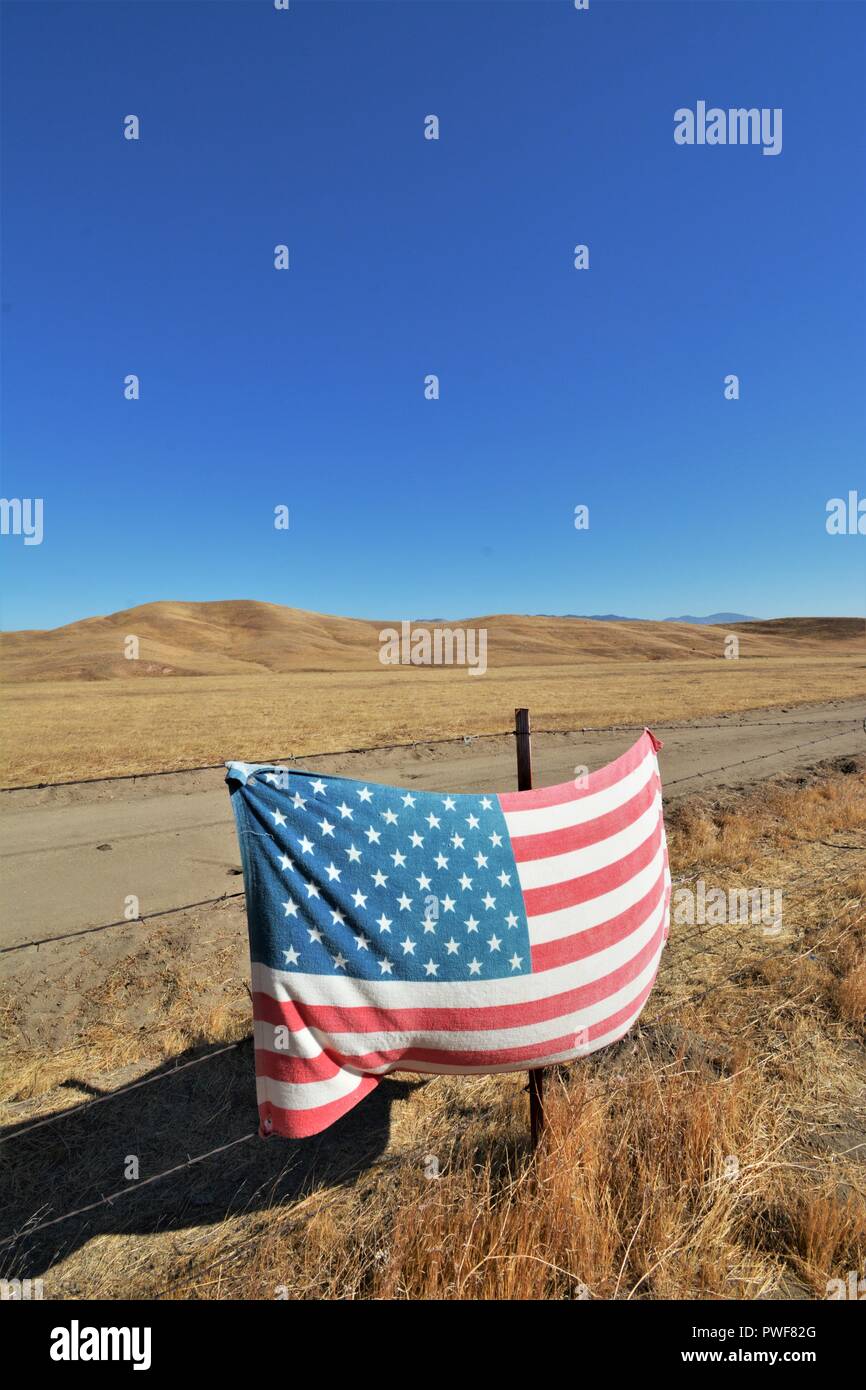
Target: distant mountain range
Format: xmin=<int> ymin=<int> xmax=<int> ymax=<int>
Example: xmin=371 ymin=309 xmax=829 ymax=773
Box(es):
xmin=665 ymin=613 xmax=757 ymax=625
xmin=567 ymin=613 xmax=757 ymax=624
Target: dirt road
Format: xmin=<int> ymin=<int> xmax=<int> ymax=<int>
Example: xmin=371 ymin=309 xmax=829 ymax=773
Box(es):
xmin=1 ymin=698 xmax=863 ymax=951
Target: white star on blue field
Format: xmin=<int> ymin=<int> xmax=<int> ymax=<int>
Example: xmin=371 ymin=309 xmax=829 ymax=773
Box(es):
xmin=228 ymin=765 xmax=533 ymax=982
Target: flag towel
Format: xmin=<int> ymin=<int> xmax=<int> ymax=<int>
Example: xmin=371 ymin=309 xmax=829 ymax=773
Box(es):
xmin=226 ymin=729 xmax=670 ymax=1138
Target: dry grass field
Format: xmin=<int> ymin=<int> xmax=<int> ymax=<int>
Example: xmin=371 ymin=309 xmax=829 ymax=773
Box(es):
xmin=0 ymin=603 xmax=863 ymax=786
xmin=2 ymin=602 xmax=863 ymax=1299
xmin=2 ymin=758 xmax=864 ymax=1299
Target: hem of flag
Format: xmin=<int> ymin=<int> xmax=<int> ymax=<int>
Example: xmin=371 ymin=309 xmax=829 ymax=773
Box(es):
xmin=258 ymin=1074 xmax=380 ymax=1139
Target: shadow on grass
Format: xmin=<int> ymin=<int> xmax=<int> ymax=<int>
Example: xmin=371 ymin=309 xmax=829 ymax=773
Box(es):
xmin=0 ymin=1038 xmax=420 ymax=1284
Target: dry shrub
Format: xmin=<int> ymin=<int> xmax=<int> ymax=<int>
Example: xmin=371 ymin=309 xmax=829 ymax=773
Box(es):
xmin=789 ymin=1191 xmax=866 ymax=1295
xmin=667 ymin=761 xmax=866 ymax=876
xmin=763 ymin=776 xmax=865 ymax=840
xmin=833 ymin=957 xmax=866 ymax=1029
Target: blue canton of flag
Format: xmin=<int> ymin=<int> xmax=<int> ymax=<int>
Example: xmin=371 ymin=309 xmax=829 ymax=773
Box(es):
xmin=227 ymin=764 xmax=533 ymax=983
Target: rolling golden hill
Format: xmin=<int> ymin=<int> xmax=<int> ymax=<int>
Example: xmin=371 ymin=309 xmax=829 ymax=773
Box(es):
xmin=0 ymin=601 xmax=862 ymax=683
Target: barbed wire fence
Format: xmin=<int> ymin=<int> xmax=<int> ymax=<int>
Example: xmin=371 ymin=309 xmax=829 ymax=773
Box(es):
xmin=1 ymin=713 xmax=860 ymax=794
xmin=2 ymin=719 xmax=860 ymax=956
xmin=2 ymin=875 xmax=862 ymax=1253
xmin=0 ymin=716 xmax=862 ymax=1260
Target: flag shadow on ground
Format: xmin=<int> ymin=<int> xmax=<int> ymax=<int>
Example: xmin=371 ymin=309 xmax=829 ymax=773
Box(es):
xmin=0 ymin=1037 xmax=420 ymax=1284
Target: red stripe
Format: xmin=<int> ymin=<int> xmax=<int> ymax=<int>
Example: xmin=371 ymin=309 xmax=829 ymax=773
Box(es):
xmin=252 ymin=916 xmax=665 ymax=1038
xmin=530 ymin=868 xmax=667 ymax=972
xmin=511 ymin=772 xmax=660 ymax=863
xmin=258 ymin=1075 xmax=379 ymax=1139
xmin=256 ymin=1047 xmax=345 ymax=1084
xmin=498 ymin=730 xmax=654 ymax=811
xmin=521 ymin=814 xmax=663 ymax=918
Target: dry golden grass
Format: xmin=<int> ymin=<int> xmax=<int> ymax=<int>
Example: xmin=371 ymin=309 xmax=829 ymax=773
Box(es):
xmin=834 ymin=959 xmax=866 ymax=1026
xmin=0 ymin=914 xmax=251 ymax=1104
xmin=0 ymin=601 xmax=862 ymax=785
xmin=2 ymin=654 xmax=863 ymax=786
xmin=666 ymin=767 xmax=866 ymax=866
xmin=1 ymin=760 xmax=863 ymax=1299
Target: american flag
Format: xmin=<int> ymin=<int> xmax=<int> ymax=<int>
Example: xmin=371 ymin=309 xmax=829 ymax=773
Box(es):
xmin=226 ymin=730 xmax=670 ymax=1138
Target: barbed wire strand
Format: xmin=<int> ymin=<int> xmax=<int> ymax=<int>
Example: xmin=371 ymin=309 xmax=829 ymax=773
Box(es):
xmin=2 ymin=715 xmax=860 ymax=794
xmin=0 ymin=892 xmax=245 ymax=957
xmin=663 ymin=725 xmax=857 ymax=788
xmin=0 ymin=1132 xmax=257 ymax=1249
xmin=0 ymin=1040 xmax=247 ymax=1145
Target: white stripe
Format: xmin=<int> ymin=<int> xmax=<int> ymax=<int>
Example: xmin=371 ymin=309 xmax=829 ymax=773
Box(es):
xmin=254 ymin=937 xmax=664 ymax=1059
xmin=501 ymin=748 xmax=657 ymax=838
xmin=514 ymin=794 xmax=662 ymax=891
xmin=365 ymin=1000 xmax=655 ymax=1075
xmin=528 ymin=842 xmax=666 ymax=942
xmin=255 ymin=1063 xmax=368 ymax=1113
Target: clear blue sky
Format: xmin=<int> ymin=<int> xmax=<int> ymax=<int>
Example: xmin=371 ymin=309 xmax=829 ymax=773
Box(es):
xmin=2 ymin=0 xmax=864 ymax=631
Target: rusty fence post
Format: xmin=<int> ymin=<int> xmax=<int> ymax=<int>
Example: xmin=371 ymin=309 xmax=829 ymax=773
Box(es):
xmin=515 ymin=707 xmax=545 ymax=1150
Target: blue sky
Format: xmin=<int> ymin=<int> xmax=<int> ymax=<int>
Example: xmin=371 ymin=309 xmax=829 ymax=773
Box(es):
xmin=1 ymin=0 xmax=864 ymax=631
